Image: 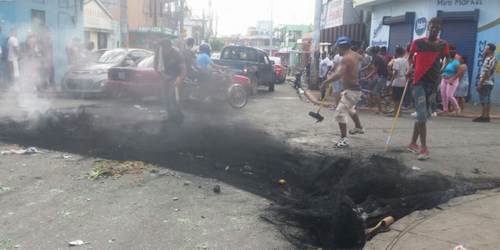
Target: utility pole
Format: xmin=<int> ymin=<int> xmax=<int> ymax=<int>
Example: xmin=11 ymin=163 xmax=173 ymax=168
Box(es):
xmin=120 ymin=0 xmax=129 ymax=47
xmin=153 ymin=0 xmax=158 ymax=27
xmin=201 ymin=10 xmax=206 ymax=42
xmin=269 ymin=0 xmax=273 ymax=56
xmin=179 ymin=0 xmax=184 ymax=38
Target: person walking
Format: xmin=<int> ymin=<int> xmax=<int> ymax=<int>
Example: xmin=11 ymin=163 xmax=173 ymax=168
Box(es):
xmin=390 ymin=46 xmax=409 ymax=114
xmin=454 ymin=55 xmax=469 ymax=111
xmin=320 ymin=36 xmax=364 ymax=148
xmin=440 ymin=45 xmax=461 ymax=114
xmin=364 ymin=46 xmax=389 ymax=114
xmin=407 ymin=17 xmax=450 ymax=161
xmin=329 ymin=49 xmax=343 ymax=105
xmin=473 ymin=43 xmax=497 ymax=123
xmin=318 ymin=51 xmax=332 ymax=99
xmin=154 ymin=38 xmax=187 ymax=124
xmin=6 ymin=28 xmax=20 ymax=85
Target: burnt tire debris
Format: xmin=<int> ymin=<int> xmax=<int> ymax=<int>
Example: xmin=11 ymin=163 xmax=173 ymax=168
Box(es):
xmin=1 ymin=108 xmax=500 ymax=250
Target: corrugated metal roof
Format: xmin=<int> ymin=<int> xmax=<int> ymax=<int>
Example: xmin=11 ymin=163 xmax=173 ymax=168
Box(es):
xmin=320 ymin=23 xmax=365 ymax=44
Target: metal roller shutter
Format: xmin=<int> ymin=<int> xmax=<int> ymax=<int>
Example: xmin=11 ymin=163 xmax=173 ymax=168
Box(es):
xmin=388 ymin=23 xmax=413 ymax=54
xmin=440 ymin=20 xmax=478 ymax=89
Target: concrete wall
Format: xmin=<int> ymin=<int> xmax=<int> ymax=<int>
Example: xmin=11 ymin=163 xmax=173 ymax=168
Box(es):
xmin=1 ymin=0 xmax=84 ymax=85
xmin=368 ymin=0 xmax=500 ymax=104
xmin=127 ymin=0 xmax=155 ymax=30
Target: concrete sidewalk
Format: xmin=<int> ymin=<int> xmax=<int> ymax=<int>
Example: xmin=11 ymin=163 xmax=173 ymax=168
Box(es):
xmin=365 ymin=189 xmax=500 ymax=250
xmin=305 ymin=89 xmax=500 ymax=119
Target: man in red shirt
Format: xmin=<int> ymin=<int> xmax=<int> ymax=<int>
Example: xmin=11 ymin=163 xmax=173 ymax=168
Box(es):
xmin=407 ymin=17 xmax=450 ymax=160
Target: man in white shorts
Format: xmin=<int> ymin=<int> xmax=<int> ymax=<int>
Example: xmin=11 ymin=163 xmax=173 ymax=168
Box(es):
xmin=321 ymin=36 xmax=365 ymax=148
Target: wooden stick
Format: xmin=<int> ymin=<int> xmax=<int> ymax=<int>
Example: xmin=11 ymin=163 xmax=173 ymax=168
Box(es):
xmin=384 ymin=80 xmax=410 ymax=152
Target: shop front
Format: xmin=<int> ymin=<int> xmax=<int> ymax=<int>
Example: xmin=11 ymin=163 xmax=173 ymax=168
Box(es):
xmin=361 ymin=0 xmax=500 ymax=103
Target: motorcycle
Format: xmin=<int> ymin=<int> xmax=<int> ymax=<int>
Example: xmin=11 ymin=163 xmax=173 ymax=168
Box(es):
xmin=181 ymin=68 xmax=250 ymax=109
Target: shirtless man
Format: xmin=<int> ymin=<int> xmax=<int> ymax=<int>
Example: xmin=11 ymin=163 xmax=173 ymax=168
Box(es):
xmin=321 ymin=36 xmax=364 ymax=148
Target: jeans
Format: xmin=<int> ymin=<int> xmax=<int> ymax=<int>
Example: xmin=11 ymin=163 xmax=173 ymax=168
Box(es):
xmin=162 ymin=79 xmax=183 ymax=123
xmin=413 ymin=84 xmax=429 ymax=123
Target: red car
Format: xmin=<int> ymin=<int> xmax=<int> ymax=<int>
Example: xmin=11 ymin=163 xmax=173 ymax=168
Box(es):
xmin=107 ymin=56 xmax=251 ymax=108
xmin=107 ymin=56 xmax=162 ymax=97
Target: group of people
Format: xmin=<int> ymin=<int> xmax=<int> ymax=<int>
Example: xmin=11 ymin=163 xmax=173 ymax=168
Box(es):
xmin=319 ymin=17 xmax=497 ymax=161
xmin=153 ymin=37 xmax=223 ymax=124
xmin=0 ymin=26 xmax=54 ymax=90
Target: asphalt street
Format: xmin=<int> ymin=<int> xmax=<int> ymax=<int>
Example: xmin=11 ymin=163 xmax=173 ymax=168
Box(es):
xmin=1 ymin=83 xmax=499 ymax=249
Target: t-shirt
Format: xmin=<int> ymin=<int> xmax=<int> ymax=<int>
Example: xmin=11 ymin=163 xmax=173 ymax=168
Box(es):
xmin=156 ymin=46 xmax=184 ymax=79
xmin=319 ymin=57 xmax=332 ymax=78
xmin=183 ymin=48 xmax=196 ymax=70
xmin=392 ymin=57 xmax=409 ymax=87
xmin=332 ymin=54 xmax=342 ymax=67
xmin=442 ymin=59 xmax=460 ymax=77
xmin=7 ymin=36 xmax=19 ymax=61
xmin=410 ymin=38 xmax=449 ymax=85
xmin=371 ymin=55 xmax=388 ymax=78
xmin=196 ymin=53 xmax=211 ymax=70
xmin=480 ymin=56 xmax=497 ymax=86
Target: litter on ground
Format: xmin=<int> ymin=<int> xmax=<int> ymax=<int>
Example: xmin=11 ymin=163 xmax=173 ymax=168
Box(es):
xmin=88 ymin=160 xmax=159 ymax=180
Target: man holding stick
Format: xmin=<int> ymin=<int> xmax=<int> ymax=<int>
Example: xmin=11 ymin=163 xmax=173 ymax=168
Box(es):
xmin=407 ymin=17 xmax=449 ymax=160
xmin=321 ymin=36 xmax=364 ymax=148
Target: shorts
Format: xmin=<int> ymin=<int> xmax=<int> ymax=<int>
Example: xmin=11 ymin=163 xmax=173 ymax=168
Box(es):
xmin=372 ymin=76 xmax=387 ymax=96
xmin=478 ymin=84 xmax=493 ymax=104
xmin=392 ymin=86 xmax=404 ymax=102
xmin=413 ymin=84 xmax=429 ymax=123
xmin=334 ymin=89 xmax=362 ymax=123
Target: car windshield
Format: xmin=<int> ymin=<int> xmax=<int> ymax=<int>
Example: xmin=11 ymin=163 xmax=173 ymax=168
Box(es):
xmin=137 ymin=56 xmax=154 ymax=68
xmin=270 ymin=57 xmax=281 ymax=65
xmin=97 ymin=50 xmax=127 ymax=64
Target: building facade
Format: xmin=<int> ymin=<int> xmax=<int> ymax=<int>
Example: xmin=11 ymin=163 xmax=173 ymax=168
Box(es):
xmin=355 ymin=0 xmax=500 ymax=103
xmin=126 ymin=0 xmax=175 ymax=49
xmin=84 ymin=0 xmax=115 ymax=49
xmin=319 ymin=0 xmax=365 ymax=51
xmin=0 ymin=0 xmax=84 ymax=84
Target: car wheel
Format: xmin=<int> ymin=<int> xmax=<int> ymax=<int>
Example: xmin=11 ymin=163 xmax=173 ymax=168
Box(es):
xmin=227 ymin=84 xmax=248 ymax=109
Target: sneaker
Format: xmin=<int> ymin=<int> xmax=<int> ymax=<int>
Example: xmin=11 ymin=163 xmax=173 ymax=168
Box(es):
xmin=334 ymin=137 xmax=349 ymax=148
xmin=407 ymin=143 xmax=419 ymax=154
xmin=417 ymin=147 xmax=430 ymax=161
xmin=431 ymin=112 xmax=438 ymax=117
xmin=411 ymin=112 xmax=417 ymax=117
xmin=349 ymin=127 xmax=365 ymax=135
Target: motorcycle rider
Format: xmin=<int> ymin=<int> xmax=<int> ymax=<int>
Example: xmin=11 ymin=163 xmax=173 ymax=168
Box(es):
xmin=196 ymin=43 xmax=225 ymax=100
xmin=154 ymin=38 xmax=186 ymax=124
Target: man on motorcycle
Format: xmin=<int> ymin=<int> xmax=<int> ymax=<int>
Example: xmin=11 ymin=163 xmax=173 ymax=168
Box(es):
xmin=196 ymin=43 xmax=225 ymax=100
xmin=154 ymin=38 xmax=186 ymax=124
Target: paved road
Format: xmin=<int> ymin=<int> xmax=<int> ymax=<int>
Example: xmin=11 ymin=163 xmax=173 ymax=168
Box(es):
xmin=1 ymin=83 xmax=499 ymax=249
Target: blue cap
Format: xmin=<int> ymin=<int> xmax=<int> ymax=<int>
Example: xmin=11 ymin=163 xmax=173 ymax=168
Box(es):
xmin=336 ymin=36 xmax=351 ymax=47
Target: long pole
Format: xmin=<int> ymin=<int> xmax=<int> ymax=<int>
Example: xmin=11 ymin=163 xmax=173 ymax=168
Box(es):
xmin=269 ymin=0 xmax=273 ymax=56
xmin=384 ymin=80 xmax=411 ymax=152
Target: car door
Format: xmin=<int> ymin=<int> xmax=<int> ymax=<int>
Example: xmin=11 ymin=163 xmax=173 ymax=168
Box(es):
xmin=256 ymin=51 xmax=275 ymax=84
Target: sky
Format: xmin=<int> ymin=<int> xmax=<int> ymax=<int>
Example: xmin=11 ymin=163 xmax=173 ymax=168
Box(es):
xmin=186 ymin=0 xmax=315 ymax=36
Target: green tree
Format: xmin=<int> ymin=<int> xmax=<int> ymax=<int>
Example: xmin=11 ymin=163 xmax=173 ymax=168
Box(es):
xmin=210 ymin=38 xmax=225 ymax=52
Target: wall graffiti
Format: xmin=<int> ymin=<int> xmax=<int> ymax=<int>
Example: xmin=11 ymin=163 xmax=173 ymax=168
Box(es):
xmin=474 ymin=40 xmax=487 ymax=86
xmin=437 ymin=0 xmax=483 ymax=6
